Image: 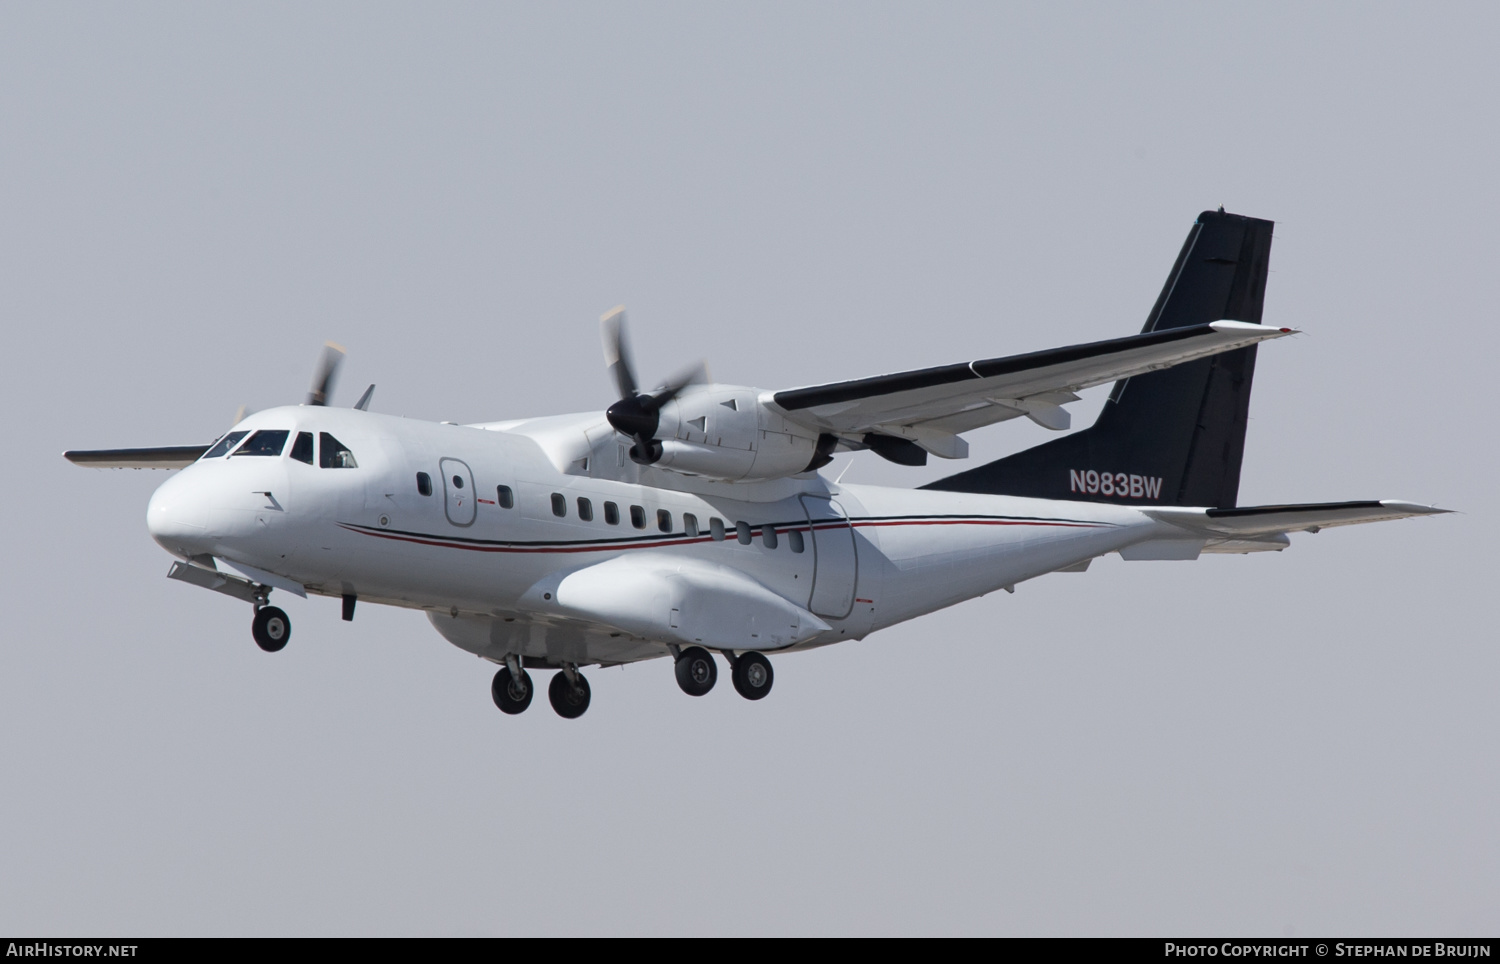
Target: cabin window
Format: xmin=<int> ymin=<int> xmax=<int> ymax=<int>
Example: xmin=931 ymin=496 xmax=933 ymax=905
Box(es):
xmin=604 ymin=501 xmax=620 ymax=525
xmin=319 ymin=433 xmax=358 ymax=468
xmin=630 ymin=505 xmax=646 ymax=529
xmin=289 ymin=432 xmax=314 ymax=465
xmin=709 ymin=518 xmax=725 ymax=542
xmin=416 ymin=472 xmax=432 ymax=496
xmin=202 ymin=431 xmax=249 ymax=460
xmin=761 ymin=525 xmax=779 ymax=550
xmin=577 ymin=497 xmax=594 ymax=521
xmin=497 ymin=485 xmax=514 ymax=509
xmin=657 ymin=509 xmax=672 ymax=533
xmin=551 ymin=493 xmax=567 ymax=517
xmin=236 ymin=430 xmax=289 ymax=457
xmin=684 ymin=513 xmax=699 ymax=538
xmin=788 ymin=529 xmax=805 ymax=554
xmin=736 ymin=521 xmax=753 ymax=545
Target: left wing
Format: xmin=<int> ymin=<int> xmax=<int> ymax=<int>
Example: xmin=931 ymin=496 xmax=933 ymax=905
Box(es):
xmin=64 ymin=445 xmax=211 ymax=469
xmin=770 ymin=321 xmax=1294 ymax=458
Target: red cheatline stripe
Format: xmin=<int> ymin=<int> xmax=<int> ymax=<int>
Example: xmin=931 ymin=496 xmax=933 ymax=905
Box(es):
xmin=851 ymin=519 xmax=1100 ymax=530
xmin=345 ymin=527 xmax=720 ymax=554
xmin=341 ymin=515 xmax=1104 ymax=554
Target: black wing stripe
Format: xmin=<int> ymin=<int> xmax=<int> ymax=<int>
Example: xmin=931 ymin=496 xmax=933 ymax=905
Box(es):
xmin=773 ymin=325 xmax=1213 ymax=411
xmin=1205 ymin=501 xmax=1386 ymax=518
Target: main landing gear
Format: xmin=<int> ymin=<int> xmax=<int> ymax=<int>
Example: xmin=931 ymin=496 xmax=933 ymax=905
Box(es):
xmin=491 ymin=657 xmax=591 ymax=719
xmin=673 ymin=647 xmax=774 ymax=701
xmin=674 ymin=646 xmax=718 ymax=696
xmin=491 ymin=663 xmax=534 ymax=715
xmin=730 ymin=651 xmax=774 ymax=701
xmin=548 ymin=667 xmax=591 ymax=719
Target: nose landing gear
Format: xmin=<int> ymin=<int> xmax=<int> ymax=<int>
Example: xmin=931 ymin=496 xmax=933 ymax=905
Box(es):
xmin=251 ymin=605 xmax=291 ymax=652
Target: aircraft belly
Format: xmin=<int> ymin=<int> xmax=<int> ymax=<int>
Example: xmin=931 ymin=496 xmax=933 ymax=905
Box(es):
xmin=428 ymin=611 xmax=667 ymax=666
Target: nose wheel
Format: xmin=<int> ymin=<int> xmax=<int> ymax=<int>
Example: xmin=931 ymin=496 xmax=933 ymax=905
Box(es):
xmin=548 ymin=669 xmax=591 ymax=719
xmin=251 ymin=606 xmax=291 ymax=652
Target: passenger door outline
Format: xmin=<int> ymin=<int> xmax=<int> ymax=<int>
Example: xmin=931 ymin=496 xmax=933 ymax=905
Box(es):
xmin=439 ymin=457 xmax=477 ymax=527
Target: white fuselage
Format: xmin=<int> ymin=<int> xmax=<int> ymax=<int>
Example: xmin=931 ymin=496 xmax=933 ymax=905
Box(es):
xmin=146 ymin=406 xmax=1173 ymax=667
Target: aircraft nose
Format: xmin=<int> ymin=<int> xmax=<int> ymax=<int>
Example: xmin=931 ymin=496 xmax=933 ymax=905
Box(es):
xmin=147 ymin=470 xmax=212 ymax=559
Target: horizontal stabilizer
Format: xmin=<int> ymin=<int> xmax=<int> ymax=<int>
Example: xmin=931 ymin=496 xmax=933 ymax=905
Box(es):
xmin=1148 ymin=500 xmax=1451 ymax=537
xmin=65 ymin=445 xmax=209 ymax=469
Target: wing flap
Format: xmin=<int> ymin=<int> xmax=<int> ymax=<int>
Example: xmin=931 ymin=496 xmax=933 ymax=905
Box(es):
xmin=771 ymin=321 xmax=1294 ymax=438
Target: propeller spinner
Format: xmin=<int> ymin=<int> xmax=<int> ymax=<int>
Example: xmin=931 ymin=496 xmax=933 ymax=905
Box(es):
xmin=600 ymin=307 xmax=706 ymax=465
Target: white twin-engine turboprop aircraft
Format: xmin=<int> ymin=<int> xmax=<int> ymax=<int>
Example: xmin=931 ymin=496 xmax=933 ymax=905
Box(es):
xmin=68 ymin=210 xmax=1448 ymax=719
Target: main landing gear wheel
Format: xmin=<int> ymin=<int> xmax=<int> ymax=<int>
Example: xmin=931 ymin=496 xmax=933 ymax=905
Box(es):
xmin=548 ymin=670 xmax=591 ymax=719
xmin=491 ymin=666 xmax=534 ymax=715
xmin=674 ymin=646 xmax=717 ymax=696
xmin=731 ymin=651 xmax=773 ymax=700
xmin=252 ymin=606 xmax=290 ymax=653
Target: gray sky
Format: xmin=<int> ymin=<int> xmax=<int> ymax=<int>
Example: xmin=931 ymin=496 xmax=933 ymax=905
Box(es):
xmin=2 ymin=3 xmax=1494 ymax=935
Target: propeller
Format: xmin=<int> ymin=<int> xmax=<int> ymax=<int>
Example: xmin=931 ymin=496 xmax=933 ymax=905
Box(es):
xmin=600 ymin=307 xmax=706 ymax=465
xmin=306 ymin=342 xmax=346 ymax=406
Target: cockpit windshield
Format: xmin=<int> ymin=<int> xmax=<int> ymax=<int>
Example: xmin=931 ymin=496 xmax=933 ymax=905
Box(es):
xmin=200 ymin=431 xmax=249 ymax=460
xmin=319 ymin=433 xmax=358 ymax=468
xmin=234 ymin=430 xmax=290 ymax=457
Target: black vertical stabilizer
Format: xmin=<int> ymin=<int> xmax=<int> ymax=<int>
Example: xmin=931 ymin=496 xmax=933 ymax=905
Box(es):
xmin=922 ymin=210 xmax=1274 ymax=507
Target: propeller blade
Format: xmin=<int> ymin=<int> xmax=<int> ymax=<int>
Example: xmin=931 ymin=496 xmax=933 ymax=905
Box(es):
xmin=649 ymin=360 xmax=710 ymax=408
xmin=232 ymin=404 xmax=251 ymax=426
xmin=599 ymin=308 xmax=710 ymax=465
xmin=600 ymin=306 xmax=637 ymax=401
xmin=353 ymin=384 xmax=375 ymax=412
xmin=306 ymin=342 xmax=346 ymax=407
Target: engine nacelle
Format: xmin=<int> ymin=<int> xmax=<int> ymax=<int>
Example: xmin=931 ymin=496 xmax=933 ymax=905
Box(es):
xmin=650 ymin=386 xmax=825 ymax=482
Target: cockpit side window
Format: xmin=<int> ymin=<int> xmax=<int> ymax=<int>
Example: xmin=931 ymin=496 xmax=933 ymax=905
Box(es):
xmin=289 ymin=432 xmax=314 ymax=465
xmin=201 ymin=431 xmax=249 ymax=459
xmin=235 ymin=430 xmax=290 ymax=457
xmin=319 ymin=433 xmax=358 ymax=468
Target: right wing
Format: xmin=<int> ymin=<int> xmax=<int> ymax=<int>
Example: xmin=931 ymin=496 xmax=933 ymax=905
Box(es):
xmin=771 ymin=320 xmax=1295 ymax=457
xmin=64 ymin=445 xmax=211 ymax=469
